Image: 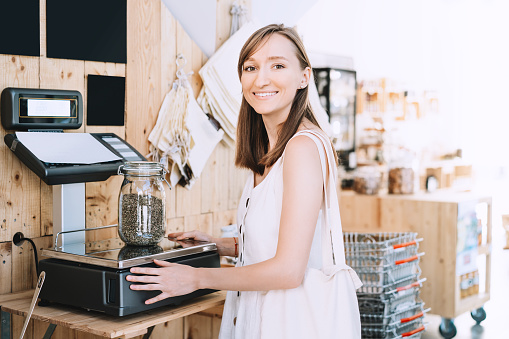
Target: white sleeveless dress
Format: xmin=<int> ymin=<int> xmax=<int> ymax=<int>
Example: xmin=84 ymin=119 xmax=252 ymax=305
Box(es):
xmin=218 ymin=130 xmax=362 ymax=339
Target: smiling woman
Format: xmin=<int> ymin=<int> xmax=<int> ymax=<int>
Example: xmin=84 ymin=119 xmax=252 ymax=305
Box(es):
xmin=127 ymin=24 xmax=362 ymax=339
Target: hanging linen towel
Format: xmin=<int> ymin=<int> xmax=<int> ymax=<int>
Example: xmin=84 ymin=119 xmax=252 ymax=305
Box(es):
xmin=230 ymin=1 xmax=249 ymax=37
xmin=148 ymin=54 xmax=223 ymax=188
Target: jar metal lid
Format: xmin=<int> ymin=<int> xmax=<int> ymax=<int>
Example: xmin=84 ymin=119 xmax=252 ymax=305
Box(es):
xmin=118 ymin=161 xmax=164 ymax=177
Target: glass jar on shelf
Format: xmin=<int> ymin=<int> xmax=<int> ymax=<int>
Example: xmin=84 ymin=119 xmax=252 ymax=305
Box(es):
xmin=388 ymin=155 xmax=417 ymax=194
xmin=353 ymin=166 xmax=381 ymax=195
xmin=117 ymin=161 xmax=170 ymax=246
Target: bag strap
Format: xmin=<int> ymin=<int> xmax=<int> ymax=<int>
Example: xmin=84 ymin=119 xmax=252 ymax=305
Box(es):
xmin=291 ymin=131 xmax=345 ymax=268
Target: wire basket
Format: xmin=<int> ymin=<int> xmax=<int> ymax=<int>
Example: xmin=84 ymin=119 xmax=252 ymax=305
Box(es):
xmin=344 ymin=232 xmax=422 ymax=267
xmin=360 ymin=300 xmax=430 ymax=327
xmin=387 ymin=318 xmax=427 ymax=339
xmin=352 ymin=256 xmax=423 ymax=287
xmin=361 ymin=318 xmax=426 ymax=339
xmin=358 ymin=290 xmax=422 ymax=320
xmin=359 ymin=271 xmax=425 ymax=295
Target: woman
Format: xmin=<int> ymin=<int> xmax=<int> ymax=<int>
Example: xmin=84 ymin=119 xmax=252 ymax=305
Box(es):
xmin=127 ymin=24 xmax=362 ymax=338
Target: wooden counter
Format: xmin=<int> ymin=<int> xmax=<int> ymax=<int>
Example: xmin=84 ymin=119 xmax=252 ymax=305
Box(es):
xmin=340 ymin=189 xmax=492 ymax=320
xmin=1 ymin=290 xmax=226 ymax=338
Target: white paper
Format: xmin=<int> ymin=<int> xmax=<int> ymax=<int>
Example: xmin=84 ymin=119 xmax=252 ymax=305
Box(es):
xmin=16 ymin=132 xmax=121 ymax=164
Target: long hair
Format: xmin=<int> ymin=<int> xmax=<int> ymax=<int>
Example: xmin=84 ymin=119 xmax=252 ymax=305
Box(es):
xmin=235 ymin=24 xmax=333 ymax=175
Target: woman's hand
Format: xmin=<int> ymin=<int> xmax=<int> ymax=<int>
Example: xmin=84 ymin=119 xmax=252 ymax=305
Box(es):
xmin=167 ymin=231 xmax=234 ymax=256
xmin=126 ymin=259 xmax=199 ymax=304
xmin=168 ymin=230 xmax=215 ymax=243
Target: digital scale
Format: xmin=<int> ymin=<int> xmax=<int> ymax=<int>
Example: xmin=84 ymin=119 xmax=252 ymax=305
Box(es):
xmin=1 ymin=87 xmax=220 ymax=316
xmin=39 ymin=237 xmax=219 ymax=316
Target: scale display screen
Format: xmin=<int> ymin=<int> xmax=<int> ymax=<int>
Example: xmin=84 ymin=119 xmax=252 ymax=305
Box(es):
xmin=1 ymin=87 xmax=82 ymax=130
xmin=20 ymin=95 xmax=78 ymax=120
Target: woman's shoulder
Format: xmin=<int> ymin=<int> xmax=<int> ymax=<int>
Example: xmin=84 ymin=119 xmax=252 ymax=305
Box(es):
xmin=285 ymin=125 xmax=335 ymax=167
xmin=290 ymin=125 xmax=329 ymax=147
xmin=285 ymin=128 xmax=326 ymax=158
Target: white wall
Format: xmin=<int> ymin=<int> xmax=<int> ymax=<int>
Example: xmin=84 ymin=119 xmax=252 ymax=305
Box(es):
xmin=297 ymin=0 xmax=509 ymax=169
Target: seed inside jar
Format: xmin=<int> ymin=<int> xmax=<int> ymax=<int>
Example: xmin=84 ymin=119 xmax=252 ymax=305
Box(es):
xmin=119 ymin=193 xmax=165 ymax=246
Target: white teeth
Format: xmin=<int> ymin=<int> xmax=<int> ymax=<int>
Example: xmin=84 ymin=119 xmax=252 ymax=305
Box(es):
xmin=255 ymin=92 xmax=276 ymax=97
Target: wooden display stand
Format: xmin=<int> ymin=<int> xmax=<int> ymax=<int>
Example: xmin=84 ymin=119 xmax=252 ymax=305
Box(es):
xmin=340 ymin=190 xmax=492 ymax=336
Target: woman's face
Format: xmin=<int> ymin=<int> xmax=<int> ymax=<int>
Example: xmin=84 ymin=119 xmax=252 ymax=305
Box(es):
xmin=241 ymin=34 xmax=310 ymax=121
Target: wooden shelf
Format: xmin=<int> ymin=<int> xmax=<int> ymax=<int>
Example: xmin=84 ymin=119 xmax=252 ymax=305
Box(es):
xmin=1 ymin=291 xmax=226 ymax=338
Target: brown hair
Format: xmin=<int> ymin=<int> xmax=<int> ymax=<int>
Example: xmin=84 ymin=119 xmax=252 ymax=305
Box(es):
xmin=235 ymin=24 xmax=331 ymax=175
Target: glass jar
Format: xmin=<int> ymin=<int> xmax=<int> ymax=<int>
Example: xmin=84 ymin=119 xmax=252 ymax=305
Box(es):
xmin=388 ymin=159 xmax=415 ymax=194
xmin=118 ymin=162 xmax=168 ymax=246
xmin=353 ymin=167 xmax=381 ymax=195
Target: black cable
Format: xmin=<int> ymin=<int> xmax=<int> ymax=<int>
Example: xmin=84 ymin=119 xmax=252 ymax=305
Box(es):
xmin=13 ymin=232 xmax=40 ymax=277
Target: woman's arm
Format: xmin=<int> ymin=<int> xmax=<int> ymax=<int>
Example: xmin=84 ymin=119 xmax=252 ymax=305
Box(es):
xmin=127 ymin=135 xmax=324 ymax=304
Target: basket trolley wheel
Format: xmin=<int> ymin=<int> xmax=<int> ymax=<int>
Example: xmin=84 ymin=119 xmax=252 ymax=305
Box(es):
xmin=470 ymin=306 xmax=486 ymax=324
xmin=439 ymin=318 xmax=457 ymax=339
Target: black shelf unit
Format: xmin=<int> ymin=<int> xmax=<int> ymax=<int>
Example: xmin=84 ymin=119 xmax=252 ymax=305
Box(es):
xmin=313 ymin=68 xmax=357 ymax=170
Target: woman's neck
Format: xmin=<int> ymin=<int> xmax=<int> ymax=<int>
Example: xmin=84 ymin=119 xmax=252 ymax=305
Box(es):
xmin=264 ymin=123 xmax=279 ymax=151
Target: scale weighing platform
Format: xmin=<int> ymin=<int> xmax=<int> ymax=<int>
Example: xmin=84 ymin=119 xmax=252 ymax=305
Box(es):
xmin=1 ymin=87 xmax=220 ymax=316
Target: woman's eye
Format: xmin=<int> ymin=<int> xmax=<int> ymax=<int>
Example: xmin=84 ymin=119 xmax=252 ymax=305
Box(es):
xmin=274 ymin=64 xmax=285 ymax=70
xmin=244 ymin=66 xmax=256 ymax=72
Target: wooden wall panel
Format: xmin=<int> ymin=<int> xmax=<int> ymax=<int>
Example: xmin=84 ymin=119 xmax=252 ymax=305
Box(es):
xmin=0 ymin=55 xmax=41 ymax=245
xmin=213 ymin=210 xmax=237 ymax=238
xmin=161 ymin=4 xmax=178 ymax=221
xmin=0 ymin=242 xmax=12 ymax=294
xmin=167 ymin=217 xmax=185 ymax=235
xmin=200 ymin=146 xmax=218 ymax=214
xmin=161 ymin=5 xmax=178 ymax=96
xmin=126 ymin=0 xmax=162 ymax=156
xmin=11 ymin=236 xmax=52 ymax=293
xmin=228 ymin=154 xmax=248 ymax=210
xmin=215 ymin=143 xmax=231 ymax=212
xmin=184 ymin=213 xmax=214 ymax=235
xmin=11 ymin=241 xmax=36 ymax=293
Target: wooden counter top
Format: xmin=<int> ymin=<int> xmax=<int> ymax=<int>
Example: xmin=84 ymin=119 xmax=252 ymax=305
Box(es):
xmin=1 ymin=290 xmax=226 ymax=338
